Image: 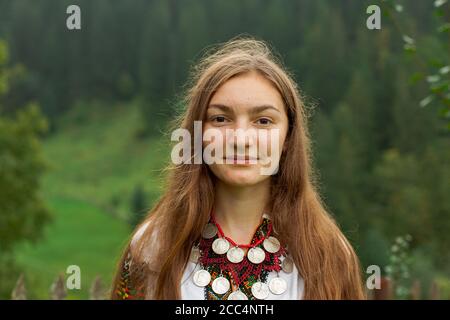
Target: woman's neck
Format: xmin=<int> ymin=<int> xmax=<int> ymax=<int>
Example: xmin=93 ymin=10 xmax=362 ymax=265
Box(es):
xmin=213 ymin=179 xmax=271 ymax=245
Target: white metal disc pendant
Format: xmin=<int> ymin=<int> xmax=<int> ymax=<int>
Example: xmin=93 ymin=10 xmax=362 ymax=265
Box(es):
xmin=227 ymin=290 xmax=248 ymax=300
xmin=211 ymin=276 xmax=230 ymax=295
xmin=282 ymin=256 xmax=294 ymax=273
xmin=202 ymin=223 xmax=218 ymax=239
xmin=193 ymin=269 xmax=211 ymax=287
xmin=263 ymin=236 xmax=281 ymax=253
xmin=189 ymin=246 xmax=200 ymax=263
xmin=247 ymin=247 xmax=266 ymax=264
xmin=268 ymin=276 xmax=287 ymax=295
xmin=212 ymin=238 xmax=230 ymax=255
xmin=251 ymin=281 xmax=270 ymax=300
xmin=226 ymin=246 xmax=245 ymax=263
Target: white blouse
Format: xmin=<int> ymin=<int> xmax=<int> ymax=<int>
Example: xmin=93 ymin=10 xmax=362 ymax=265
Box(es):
xmin=180 ymin=255 xmax=304 ymax=300
xmin=131 ymin=218 xmax=305 ymax=300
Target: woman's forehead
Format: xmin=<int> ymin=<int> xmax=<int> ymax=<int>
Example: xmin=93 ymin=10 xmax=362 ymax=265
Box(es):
xmin=208 ymin=72 xmax=284 ymax=113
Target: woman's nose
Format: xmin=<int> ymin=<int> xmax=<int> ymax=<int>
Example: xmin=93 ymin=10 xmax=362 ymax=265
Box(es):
xmin=226 ymin=119 xmax=257 ymax=151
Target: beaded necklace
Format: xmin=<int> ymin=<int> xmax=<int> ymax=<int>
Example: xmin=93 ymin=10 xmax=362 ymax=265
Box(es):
xmin=190 ymin=212 xmax=293 ymax=300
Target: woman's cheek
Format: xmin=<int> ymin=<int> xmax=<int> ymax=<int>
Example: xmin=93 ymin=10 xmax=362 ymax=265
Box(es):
xmin=258 ymin=129 xmax=278 ymax=164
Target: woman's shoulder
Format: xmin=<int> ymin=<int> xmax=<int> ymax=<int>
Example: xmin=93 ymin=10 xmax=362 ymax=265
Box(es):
xmin=130 ymin=220 xmax=151 ymax=249
xmin=129 ymin=215 xmax=162 ymax=271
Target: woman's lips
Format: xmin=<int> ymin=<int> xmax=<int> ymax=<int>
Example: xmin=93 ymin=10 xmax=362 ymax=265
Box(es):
xmin=223 ymin=156 xmax=259 ymax=164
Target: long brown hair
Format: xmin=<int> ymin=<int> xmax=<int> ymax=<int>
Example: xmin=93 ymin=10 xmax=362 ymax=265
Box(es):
xmin=111 ymin=37 xmax=366 ymax=300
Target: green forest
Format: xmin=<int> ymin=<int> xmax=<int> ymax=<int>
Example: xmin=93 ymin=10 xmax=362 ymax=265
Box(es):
xmin=0 ymin=0 xmax=449 ymax=299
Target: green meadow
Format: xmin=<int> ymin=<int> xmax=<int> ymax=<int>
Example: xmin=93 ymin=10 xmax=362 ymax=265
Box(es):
xmin=14 ymin=102 xmax=171 ymax=299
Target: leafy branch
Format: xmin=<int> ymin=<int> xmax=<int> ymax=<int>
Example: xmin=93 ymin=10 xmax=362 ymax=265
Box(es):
xmin=380 ymin=0 xmax=450 ymax=129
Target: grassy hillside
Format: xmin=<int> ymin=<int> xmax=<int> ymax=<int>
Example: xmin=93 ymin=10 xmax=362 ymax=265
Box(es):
xmin=42 ymin=101 xmax=170 ymax=219
xmin=15 ymin=196 xmax=130 ymax=299
xmin=14 ymin=102 xmax=170 ymax=299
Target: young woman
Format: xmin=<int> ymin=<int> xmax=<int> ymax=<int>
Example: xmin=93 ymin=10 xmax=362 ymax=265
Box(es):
xmin=111 ymin=37 xmax=366 ymax=300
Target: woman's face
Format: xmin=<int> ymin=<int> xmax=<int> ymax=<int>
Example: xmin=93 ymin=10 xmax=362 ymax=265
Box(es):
xmin=203 ymin=71 xmax=289 ymax=187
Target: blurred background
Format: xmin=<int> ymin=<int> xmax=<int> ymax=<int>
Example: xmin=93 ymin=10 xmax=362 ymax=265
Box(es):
xmin=0 ymin=0 xmax=449 ymax=299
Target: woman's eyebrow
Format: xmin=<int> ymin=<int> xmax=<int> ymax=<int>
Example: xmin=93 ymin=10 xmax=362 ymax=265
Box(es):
xmin=249 ymin=105 xmax=281 ymax=115
xmin=208 ymin=104 xmax=233 ymax=113
xmin=208 ymin=104 xmax=281 ymax=114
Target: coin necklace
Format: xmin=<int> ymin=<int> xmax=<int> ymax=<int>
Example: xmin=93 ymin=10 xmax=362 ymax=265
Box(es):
xmin=192 ymin=211 xmax=289 ymax=299
xmin=211 ymin=211 xmax=275 ymax=265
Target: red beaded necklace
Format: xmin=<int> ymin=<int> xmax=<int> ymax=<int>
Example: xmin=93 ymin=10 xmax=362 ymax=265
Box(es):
xmin=210 ymin=210 xmax=273 ymax=249
xmin=194 ymin=210 xmax=286 ymax=299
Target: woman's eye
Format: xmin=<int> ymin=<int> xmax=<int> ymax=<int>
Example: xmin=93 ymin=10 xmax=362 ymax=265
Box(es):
xmin=256 ymin=118 xmax=273 ymax=125
xmin=211 ymin=116 xmax=228 ymax=123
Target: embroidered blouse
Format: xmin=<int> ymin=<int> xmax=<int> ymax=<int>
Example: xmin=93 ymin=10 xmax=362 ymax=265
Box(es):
xmin=114 ymin=215 xmax=304 ymax=300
